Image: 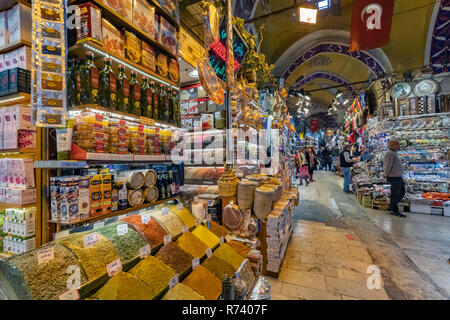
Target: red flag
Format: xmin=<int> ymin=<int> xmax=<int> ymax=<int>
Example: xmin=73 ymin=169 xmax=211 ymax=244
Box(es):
xmin=310 ymin=118 xmax=319 ymax=132
xmin=350 ymin=0 xmax=395 ymax=52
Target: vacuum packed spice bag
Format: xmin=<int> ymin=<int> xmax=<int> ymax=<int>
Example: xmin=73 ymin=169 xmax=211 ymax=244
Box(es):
xmin=121 ymin=214 xmax=167 ymax=248
xmin=128 ymin=256 xmax=175 ymax=299
xmin=0 ymin=243 xmax=88 ymax=300
xmin=162 ymin=283 xmax=205 ymax=300
xmin=202 ymin=256 xmax=236 ymax=280
xmin=60 ymin=233 xmax=120 ymax=281
xmin=175 ymin=231 xmax=209 ymax=259
xmin=155 ymin=242 xmax=194 ymax=276
xmin=182 ymin=265 xmax=222 ymax=300
xmin=212 ymin=243 xmax=244 ymax=270
xmin=192 ymin=224 xmax=220 ymax=249
xmin=92 ymin=271 xmax=154 ymax=300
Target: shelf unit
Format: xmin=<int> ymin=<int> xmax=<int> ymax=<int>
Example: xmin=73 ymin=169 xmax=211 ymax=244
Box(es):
xmin=0 ymin=39 xmax=31 ymax=55
xmin=0 ymin=93 xmax=31 ymax=107
xmin=0 ymin=0 xmax=30 ymax=11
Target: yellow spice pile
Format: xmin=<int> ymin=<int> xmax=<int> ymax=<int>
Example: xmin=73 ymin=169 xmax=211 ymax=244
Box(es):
xmin=192 ymin=225 xmax=220 ymax=249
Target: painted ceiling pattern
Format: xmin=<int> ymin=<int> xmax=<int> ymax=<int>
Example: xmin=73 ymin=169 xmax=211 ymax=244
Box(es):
xmin=430 ymin=0 xmax=449 ymax=74
xmin=294 ymin=71 xmax=357 ymax=96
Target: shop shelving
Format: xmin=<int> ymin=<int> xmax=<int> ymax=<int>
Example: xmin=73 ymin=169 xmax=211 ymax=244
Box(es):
xmin=0 ymin=93 xmax=31 ymax=107
xmin=0 ymin=39 xmax=31 ymax=55
xmin=0 ymin=0 xmax=30 ymax=11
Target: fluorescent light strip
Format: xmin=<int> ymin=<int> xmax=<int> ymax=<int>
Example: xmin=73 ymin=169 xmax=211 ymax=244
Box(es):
xmin=83 ymin=43 xmax=179 ymax=91
xmin=0 ymin=96 xmax=25 ymax=105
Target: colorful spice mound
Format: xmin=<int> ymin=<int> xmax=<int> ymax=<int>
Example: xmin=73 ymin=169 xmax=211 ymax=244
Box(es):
xmin=60 ymin=233 xmax=120 ymax=281
xmin=192 ymin=225 xmax=220 ymax=249
xmin=121 ymin=214 xmax=167 ymax=248
xmin=92 ymin=271 xmax=153 ymax=300
xmin=182 ymin=265 xmax=222 ymax=300
xmin=168 ymin=205 xmax=196 ymax=229
xmin=3 ymin=243 xmax=88 ymax=300
xmin=155 ymin=242 xmax=194 ymax=276
xmin=97 ymin=222 xmax=147 ymax=264
xmin=176 ymin=231 xmax=209 ymax=259
xmin=147 ymin=210 xmax=184 ymax=238
xmin=206 ymin=221 xmax=229 ymax=238
xmin=202 ymin=256 xmax=236 ymax=280
xmin=212 ymin=244 xmax=245 ymax=270
xmin=129 ymin=256 xmax=175 ymax=299
xmin=227 ymin=240 xmax=250 ymax=258
xmin=162 ymin=283 xmax=205 ymax=300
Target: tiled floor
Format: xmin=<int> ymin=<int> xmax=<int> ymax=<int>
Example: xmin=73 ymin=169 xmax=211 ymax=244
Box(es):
xmin=269 ymin=171 xmax=450 ymax=300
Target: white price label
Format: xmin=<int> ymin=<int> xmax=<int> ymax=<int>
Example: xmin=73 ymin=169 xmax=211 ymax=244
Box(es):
xmin=177 ymin=202 xmax=184 ymax=210
xmin=164 ymin=234 xmax=172 ymax=245
xmin=162 ymin=207 xmax=169 ymax=215
xmin=139 ymin=244 xmax=151 ymax=258
xmin=83 ymin=232 xmax=98 ymax=247
xmin=37 ymin=247 xmax=54 ymax=264
xmin=141 ymin=214 xmax=151 ymax=224
xmin=106 ymin=258 xmax=122 ymax=277
xmin=182 ymin=225 xmax=188 ymax=234
xmin=116 ymin=224 xmax=128 ymax=236
xmin=192 ymin=258 xmax=200 ymax=269
xmin=58 ymin=289 xmax=80 ymax=300
xmin=118 ymin=214 xmax=127 ymax=220
xmin=206 ymin=248 xmax=212 ymax=258
xmin=219 ymin=236 xmax=224 ymax=245
xmin=169 ymin=275 xmax=179 ymax=289
xmin=93 ymin=221 xmax=104 ymax=230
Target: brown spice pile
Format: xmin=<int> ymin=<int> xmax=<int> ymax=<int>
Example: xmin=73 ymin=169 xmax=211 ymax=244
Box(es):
xmin=175 ymin=231 xmax=209 ymax=259
xmin=227 ymin=240 xmax=250 ymax=258
xmin=155 ymin=242 xmax=194 ymax=276
xmin=202 ymin=256 xmax=236 ymax=280
xmin=206 ymin=221 xmax=229 ymax=238
xmin=162 ymin=283 xmax=205 ymax=300
xmin=182 ymin=265 xmax=222 ymax=300
xmin=121 ymin=214 xmax=167 ymax=248
xmin=92 ymin=271 xmax=154 ymax=300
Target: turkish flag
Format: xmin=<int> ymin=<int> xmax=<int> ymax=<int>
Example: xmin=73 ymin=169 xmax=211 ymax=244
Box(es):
xmin=350 ymin=0 xmax=395 ymax=52
xmin=310 ymin=118 xmax=319 ymax=132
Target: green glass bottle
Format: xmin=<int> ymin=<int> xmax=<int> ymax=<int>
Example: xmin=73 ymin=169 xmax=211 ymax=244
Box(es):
xmin=98 ymin=57 xmax=117 ymax=110
xmin=116 ymin=64 xmax=130 ymax=113
xmin=141 ymin=76 xmax=152 ymax=117
xmin=79 ymin=51 xmax=99 ymax=105
xmin=152 ymin=81 xmax=159 ymax=120
xmin=172 ymin=90 xmax=179 ymax=126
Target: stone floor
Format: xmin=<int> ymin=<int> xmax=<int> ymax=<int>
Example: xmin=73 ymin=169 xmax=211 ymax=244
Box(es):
xmin=269 ymin=171 xmax=450 ymax=300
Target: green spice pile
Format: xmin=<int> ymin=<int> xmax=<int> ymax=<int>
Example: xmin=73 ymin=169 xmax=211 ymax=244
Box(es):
xmin=162 ymin=283 xmax=205 ymax=300
xmin=207 ymin=221 xmax=229 ymax=238
xmin=168 ymin=205 xmax=196 ymax=229
xmin=128 ymin=256 xmax=175 ymax=299
xmin=97 ymin=222 xmax=147 ymax=264
xmin=175 ymin=231 xmax=209 ymax=259
xmin=227 ymin=240 xmax=250 ymax=258
xmin=147 ymin=210 xmax=184 ymax=238
xmin=202 ymin=256 xmax=236 ymax=280
xmin=212 ymin=244 xmax=245 ymax=270
xmin=60 ymin=233 xmax=119 ymax=281
xmin=4 ymin=243 xmax=88 ymax=300
xmin=155 ymin=242 xmax=193 ymax=276
xmin=92 ymin=271 xmax=154 ymax=300
xmin=192 ymin=225 xmax=220 ymax=249
xmin=121 ymin=214 xmax=167 ymax=248
xmin=182 ymin=265 xmax=222 ymax=300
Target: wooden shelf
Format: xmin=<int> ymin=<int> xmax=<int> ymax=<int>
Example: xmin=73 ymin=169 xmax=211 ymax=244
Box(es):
xmin=0 ymin=93 xmax=31 ymax=107
xmin=0 ymin=148 xmax=37 ymax=154
xmin=69 ymin=40 xmax=178 ymax=88
xmin=47 ymin=196 xmax=179 ymax=226
xmin=0 ymin=202 xmax=36 ymax=209
xmin=0 ymin=40 xmax=31 ymax=54
xmin=0 ymin=0 xmax=30 ymax=11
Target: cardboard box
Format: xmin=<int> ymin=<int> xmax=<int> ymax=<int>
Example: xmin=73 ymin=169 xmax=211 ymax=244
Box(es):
xmin=100 ymin=0 xmax=133 ymax=23
xmin=100 ymin=169 xmax=112 ymax=215
xmin=197 ymin=100 xmax=207 ymax=113
xmin=3 ymin=106 xmax=33 ymax=131
xmin=78 ymin=176 xmax=90 ymax=219
xmin=9 ymin=67 xmax=29 ymax=94
xmin=4 ymin=50 xmax=18 ymax=70
xmin=0 ymin=11 xmax=7 ymax=47
xmin=124 ymin=30 xmax=141 ymax=64
xmin=0 ymin=70 xmax=8 ymax=96
xmin=158 ymin=16 xmax=177 ymax=56
xmin=16 ymin=46 xmax=31 ymax=70
xmin=133 ymin=0 xmax=156 ymax=40
xmin=76 ymin=2 xmax=102 ymax=44
xmin=141 ymin=41 xmax=156 ymax=72
xmin=5 ymin=158 xmax=35 ymax=189
xmin=0 ymin=54 xmax=4 ymax=72
xmin=89 ymin=173 xmax=103 ymax=216
xmin=6 ymin=188 xmax=36 ymax=205
xmin=49 ymin=177 xmax=60 ymax=221
xmin=6 ymin=3 xmax=32 ymax=44
xmin=102 ymin=19 xmax=124 ymax=58
xmin=58 ymin=176 xmax=80 ymax=223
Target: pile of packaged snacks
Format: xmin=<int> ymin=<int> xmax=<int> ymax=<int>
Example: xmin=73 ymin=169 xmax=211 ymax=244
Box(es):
xmin=175 ymin=231 xmax=209 ymax=259
xmin=1 ymin=243 xmax=88 ymax=300
xmin=182 ymin=265 xmax=222 ymax=300
xmin=60 ymin=233 xmax=120 ymax=280
xmin=206 ymin=221 xmax=229 ymax=238
xmin=73 ymin=112 xmax=109 ymax=153
xmin=97 ymin=222 xmax=147 ymax=264
xmin=147 ymin=209 xmax=184 ymax=238
xmin=155 ymin=242 xmax=193 ymax=276
xmin=127 ymin=126 xmax=146 ymax=154
xmin=106 ymin=119 xmax=128 ymax=154
xmin=162 ymin=283 xmax=205 ymax=300
xmin=168 ymin=205 xmax=196 ymax=229
xmin=121 ymin=214 xmax=167 ymax=248
xmin=202 ymin=256 xmax=236 ymax=280
xmin=192 ymin=225 xmax=220 ymax=249
xmin=128 ymin=256 xmax=175 ymax=299
xmin=227 ymin=240 xmax=250 ymax=258
xmin=92 ymin=271 xmax=154 ymax=300
xmin=212 ymin=244 xmax=245 ymax=270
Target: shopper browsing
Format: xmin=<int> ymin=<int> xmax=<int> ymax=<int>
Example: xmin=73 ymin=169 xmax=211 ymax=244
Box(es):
xmin=340 ymin=145 xmax=358 ymax=193
xmin=305 ymin=147 xmax=317 ymax=182
xmin=295 ymin=148 xmax=310 ymax=186
xmin=384 ymin=140 xmax=407 ymax=218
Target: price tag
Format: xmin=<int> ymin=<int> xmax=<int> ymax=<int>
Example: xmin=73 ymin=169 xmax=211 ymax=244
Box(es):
xmin=93 ymin=221 xmax=104 ymax=230
xmin=139 ymin=244 xmax=151 ymax=258
xmin=192 ymin=258 xmax=200 ymax=269
xmin=116 ymin=224 xmax=128 ymax=236
xmin=164 ymin=234 xmax=172 ymax=245
xmin=182 ymin=225 xmax=188 ymax=234
xmin=37 ymin=247 xmax=54 ymax=264
xmin=219 ymin=236 xmax=224 ymax=245
xmin=83 ymin=232 xmax=98 ymax=247
xmin=161 ymin=207 xmax=169 ymax=215
xmin=106 ymin=258 xmax=122 ymax=277
xmin=206 ymin=248 xmax=212 ymax=258
xmin=118 ymin=214 xmax=127 ymax=220
xmin=177 ymin=202 xmax=184 ymax=210
xmin=169 ymin=275 xmax=179 ymax=289
xmin=58 ymin=289 xmax=80 ymax=300
xmin=141 ymin=214 xmax=151 ymax=224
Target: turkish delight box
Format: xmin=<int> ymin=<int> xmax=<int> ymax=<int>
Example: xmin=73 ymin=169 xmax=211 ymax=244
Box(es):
xmin=76 ymin=2 xmax=102 ymax=44
xmin=124 ymin=30 xmax=141 ymax=64
xmin=0 ymin=54 xmax=5 ymax=72
xmin=89 ymin=173 xmax=103 ymax=216
xmin=3 ymin=106 xmax=34 ymax=131
xmin=133 ymin=0 xmax=156 ymax=40
xmin=100 ymin=0 xmax=133 ymax=23
xmin=50 ymin=177 xmax=60 ymax=221
xmin=78 ymin=176 xmax=90 ymax=219
xmin=6 ymin=3 xmax=32 ymax=44
xmin=158 ymin=16 xmax=177 ymax=56
xmin=100 ymin=169 xmax=111 ymax=215
xmin=4 ymin=50 xmax=18 ymax=70
xmin=6 ymin=188 xmax=36 ymax=205
xmin=17 ymin=46 xmax=31 ymax=70
xmin=58 ymin=176 xmax=79 ymax=223
xmin=141 ymin=41 xmax=156 ymax=72
xmin=102 ymin=19 xmax=124 ymax=58
xmin=0 ymin=11 xmax=7 ymax=47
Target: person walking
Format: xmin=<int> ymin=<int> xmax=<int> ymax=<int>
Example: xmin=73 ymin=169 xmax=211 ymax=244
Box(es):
xmin=323 ymin=146 xmax=332 ymax=171
xmin=340 ymin=144 xmax=357 ymax=193
xmin=384 ymin=140 xmax=407 ymax=218
xmin=305 ymin=147 xmax=317 ymax=182
xmin=295 ymin=148 xmax=309 ymax=186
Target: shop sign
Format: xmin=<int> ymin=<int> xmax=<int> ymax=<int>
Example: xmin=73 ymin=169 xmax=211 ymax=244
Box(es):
xmin=310 ymin=118 xmax=319 ymax=132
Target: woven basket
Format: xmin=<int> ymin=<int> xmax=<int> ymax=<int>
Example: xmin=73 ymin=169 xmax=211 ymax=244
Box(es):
xmin=237 ymin=179 xmax=258 ymax=210
xmin=263 ymin=183 xmax=281 ymax=203
xmin=218 ymin=167 xmax=239 ymax=197
xmin=253 ymin=187 xmax=275 ymax=220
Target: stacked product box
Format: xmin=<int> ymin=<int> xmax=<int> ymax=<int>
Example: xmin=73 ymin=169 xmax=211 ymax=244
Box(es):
xmin=0 ymin=158 xmax=36 ymax=205
xmin=0 ymin=45 xmax=32 ymax=96
xmin=1 ymin=106 xmax=36 ymax=150
xmin=2 ymin=207 xmax=36 ymax=255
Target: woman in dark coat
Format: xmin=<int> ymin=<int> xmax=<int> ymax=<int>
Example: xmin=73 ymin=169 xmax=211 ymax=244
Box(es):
xmin=305 ymin=147 xmax=317 ymax=182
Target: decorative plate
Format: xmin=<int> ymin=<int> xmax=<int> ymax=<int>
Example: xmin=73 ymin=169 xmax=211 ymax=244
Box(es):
xmin=390 ymin=82 xmax=412 ymax=99
xmin=413 ymin=79 xmax=439 ymax=96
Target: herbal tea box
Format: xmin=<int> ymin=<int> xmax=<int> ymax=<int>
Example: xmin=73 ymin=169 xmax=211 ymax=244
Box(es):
xmin=78 ymin=176 xmax=90 ymax=219
xmin=6 ymin=3 xmax=32 ymax=44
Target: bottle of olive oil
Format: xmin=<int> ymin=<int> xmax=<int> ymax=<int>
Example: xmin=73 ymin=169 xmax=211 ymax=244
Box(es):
xmin=141 ymin=76 xmax=152 ymax=117
xmin=116 ymin=64 xmax=130 ymax=113
xmin=79 ymin=51 xmax=99 ymax=105
xmin=159 ymin=84 xmax=168 ymax=122
xmin=98 ymin=57 xmax=117 ymax=110
xmin=171 ymin=90 xmax=179 ymax=126
xmin=129 ymin=71 xmax=141 ymax=115
xmin=152 ymin=81 xmax=159 ymax=120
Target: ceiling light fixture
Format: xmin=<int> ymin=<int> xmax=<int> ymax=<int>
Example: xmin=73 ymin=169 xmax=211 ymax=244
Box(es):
xmin=304 ymin=92 xmax=311 ymax=101
xmin=336 ymin=90 xmax=343 ymax=98
xmin=299 ymin=6 xmax=318 ymax=24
